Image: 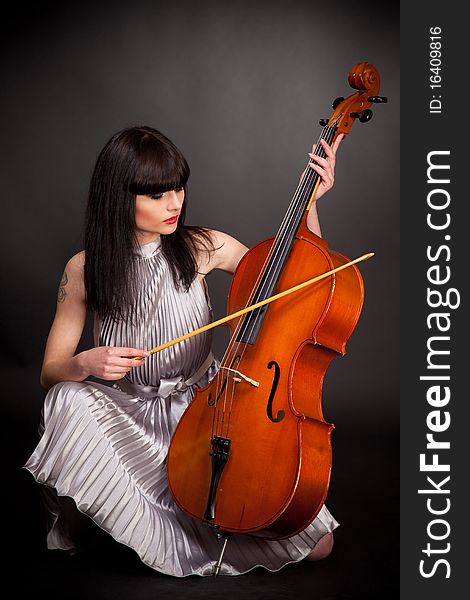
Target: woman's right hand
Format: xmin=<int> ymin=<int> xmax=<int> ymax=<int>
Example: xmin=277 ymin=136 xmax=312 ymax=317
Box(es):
xmin=76 ymin=346 xmax=150 ymax=381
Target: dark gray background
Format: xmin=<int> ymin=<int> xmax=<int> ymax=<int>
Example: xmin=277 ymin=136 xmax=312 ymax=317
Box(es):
xmin=2 ymin=0 xmax=399 ymax=432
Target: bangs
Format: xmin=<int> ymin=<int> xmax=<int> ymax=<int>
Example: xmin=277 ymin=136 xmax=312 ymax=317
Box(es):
xmin=128 ymin=133 xmax=189 ymax=195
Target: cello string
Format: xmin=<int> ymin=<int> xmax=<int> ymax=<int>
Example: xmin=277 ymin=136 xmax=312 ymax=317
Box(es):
xmin=223 ymin=124 xmax=334 ymax=363
xmin=240 ymin=124 xmax=336 ymax=337
xmin=213 ymin=154 xmax=319 ymax=437
xmin=229 ymin=124 xmax=335 ymax=362
xmin=220 ymin=124 xmax=337 ymax=437
xmin=219 ymin=121 xmax=337 ymax=433
xmin=211 ymin=359 xmax=223 ymax=438
xmin=237 ymin=124 xmax=335 ymax=344
xmin=220 ymin=125 xmax=336 ymax=437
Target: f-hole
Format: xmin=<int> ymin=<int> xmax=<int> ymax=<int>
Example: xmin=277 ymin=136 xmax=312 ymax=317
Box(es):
xmin=266 ymin=360 xmax=284 ymax=423
xmin=208 ymin=355 xmax=241 ymax=406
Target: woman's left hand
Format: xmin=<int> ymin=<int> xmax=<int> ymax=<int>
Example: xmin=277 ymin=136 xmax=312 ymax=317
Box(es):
xmin=307 ymin=133 xmax=345 ymax=202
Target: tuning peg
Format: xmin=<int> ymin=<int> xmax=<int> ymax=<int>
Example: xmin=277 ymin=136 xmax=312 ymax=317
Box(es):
xmin=332 ymin=96 xmax=344 ymax=109
xmin=359 ymin=109 xmax=373 ymax=122
xmin=319 ymin=119 xmax=329 ymax=126
xmin=367 ymin=96 xmax=388 ymax=103
xmin=350 ymin=109 xmax=373 ymax=123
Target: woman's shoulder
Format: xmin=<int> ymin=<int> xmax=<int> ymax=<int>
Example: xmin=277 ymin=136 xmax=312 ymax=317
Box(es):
xmin=195 ymin=229 xmax=249 ymax=276
xmin=193 ymin=228 xmax=243 ymax=250
xmin=62 ymin=251 xmax=86 ymax=293
xmin=65 ymin=250 xmax=85 ymax=273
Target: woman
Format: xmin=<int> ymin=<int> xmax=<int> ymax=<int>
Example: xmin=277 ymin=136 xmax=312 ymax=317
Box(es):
xmin=25 ymin=125 xmax=343 ymax=576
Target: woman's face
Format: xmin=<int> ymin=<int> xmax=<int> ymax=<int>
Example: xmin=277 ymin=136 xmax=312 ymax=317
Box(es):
xmin=134 ymin=188 xmax=185 ymax=244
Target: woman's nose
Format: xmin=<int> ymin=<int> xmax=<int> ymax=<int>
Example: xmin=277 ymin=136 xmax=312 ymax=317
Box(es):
xmin=167 ymin=190 xmax=183 ymax=210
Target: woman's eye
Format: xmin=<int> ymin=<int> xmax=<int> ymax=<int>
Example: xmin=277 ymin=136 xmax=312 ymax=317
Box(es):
xmin=147 ymin=188 xmax=183 ymax=200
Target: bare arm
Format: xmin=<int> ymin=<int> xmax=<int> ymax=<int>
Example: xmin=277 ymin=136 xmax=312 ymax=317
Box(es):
xmin=198 ymin=230 xmax=249 ymax=276
xmin=40 ymin=252 xmax=148 ymax=390
xmin=40 ymin=253 xmax=89 ymax=389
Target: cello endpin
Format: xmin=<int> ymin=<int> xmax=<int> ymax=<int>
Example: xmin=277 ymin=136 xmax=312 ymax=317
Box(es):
xmin=212 ymin=534 xmax=231 ymax=577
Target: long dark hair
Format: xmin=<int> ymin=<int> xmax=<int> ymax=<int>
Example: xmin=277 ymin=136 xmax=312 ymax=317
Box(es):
xmin=84 ymin=126 xmax=215 ymax=321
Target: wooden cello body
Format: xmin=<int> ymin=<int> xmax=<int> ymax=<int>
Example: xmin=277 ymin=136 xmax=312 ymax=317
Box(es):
xmin=167 ymin=63 xmax=385 ymax=539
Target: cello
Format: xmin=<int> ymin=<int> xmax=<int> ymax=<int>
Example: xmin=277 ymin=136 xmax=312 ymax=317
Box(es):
xmin=166 ymin=62 xmax=386 ymax=548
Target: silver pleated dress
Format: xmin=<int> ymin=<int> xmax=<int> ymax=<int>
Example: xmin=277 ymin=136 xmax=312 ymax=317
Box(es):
xmin=24 ymin=236 xmax=338 ymax=577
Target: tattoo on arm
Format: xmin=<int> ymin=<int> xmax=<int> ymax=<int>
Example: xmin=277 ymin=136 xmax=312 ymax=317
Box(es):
xmin=58 ymin=271 xmax=68 ymax=303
